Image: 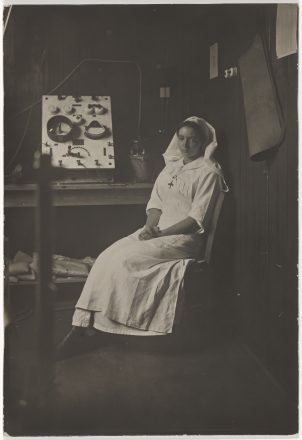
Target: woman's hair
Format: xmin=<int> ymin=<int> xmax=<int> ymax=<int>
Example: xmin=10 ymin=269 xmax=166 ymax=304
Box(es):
xmin=176 ymin=120 xmax=212 ymax=147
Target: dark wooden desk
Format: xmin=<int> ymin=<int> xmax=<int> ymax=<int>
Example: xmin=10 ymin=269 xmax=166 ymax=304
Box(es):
xmin=4 ymin=182 xmax=153 ymax=208
xmin=5 ymin=182 xmax=153 ymax=286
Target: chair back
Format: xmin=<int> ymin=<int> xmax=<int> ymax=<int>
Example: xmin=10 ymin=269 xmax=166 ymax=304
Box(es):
xmin=204 ymin=190 xmax=225 ymax=264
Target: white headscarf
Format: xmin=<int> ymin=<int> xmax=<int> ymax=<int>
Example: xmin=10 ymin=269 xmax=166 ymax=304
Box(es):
xmin=162 ymin=116 xmax=228 ymax=194
xmin=163 ymin=116 xmax=218 ymax=165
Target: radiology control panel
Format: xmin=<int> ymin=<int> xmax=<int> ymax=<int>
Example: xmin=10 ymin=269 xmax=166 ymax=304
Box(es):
xmin=42 ymin=95 xmax=115 ymax=169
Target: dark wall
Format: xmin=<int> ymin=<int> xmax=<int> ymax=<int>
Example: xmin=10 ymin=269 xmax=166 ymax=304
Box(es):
xmin=4 ymin=205 xmax=147 ymax=260
xmin=179 ymin=4 xmax=298 ymax=400
xmin=4 ymin=4 xmax=298 ymax=401
xmin=4 ymin=5 xmax=209 ymax=180
xmin=3 ymin=3 xmax=210 ymax=255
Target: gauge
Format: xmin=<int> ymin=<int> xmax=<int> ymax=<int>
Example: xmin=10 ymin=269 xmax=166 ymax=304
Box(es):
xmin=84 ymin=120 xmax=107 ymax=140
xmin=47 ymin=115 xmax=74 ymax=143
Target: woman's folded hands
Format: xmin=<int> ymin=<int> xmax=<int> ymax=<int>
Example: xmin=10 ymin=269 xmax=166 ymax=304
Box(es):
xmin=138 ymin=225 xmax=162 ymax=240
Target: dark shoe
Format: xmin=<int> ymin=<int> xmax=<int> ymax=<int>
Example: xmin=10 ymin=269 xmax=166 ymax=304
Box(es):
xmin=55 ymin=326 xmax=104 ymax=361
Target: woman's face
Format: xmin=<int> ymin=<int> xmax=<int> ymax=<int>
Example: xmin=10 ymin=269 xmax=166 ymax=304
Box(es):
xmin=177 ymin=126 xmax=204 ymax=163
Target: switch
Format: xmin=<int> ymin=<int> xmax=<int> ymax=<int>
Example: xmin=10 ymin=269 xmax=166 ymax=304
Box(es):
xmin=73 ymin=95 xmax=82 ymax=103
xmin=77 ymin=159 xmax=85 ymax=167
xmin=224 ymin=67 xmax=238 ymax=79
xmin=160 ymin=87 xmax=170 ymax=98
xmin=72 ymin=114 xmax=83 ymax=125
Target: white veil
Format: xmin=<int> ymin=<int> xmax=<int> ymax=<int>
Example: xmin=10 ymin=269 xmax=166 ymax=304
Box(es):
xmin=163 ymin=116 xmax=218 ymax=165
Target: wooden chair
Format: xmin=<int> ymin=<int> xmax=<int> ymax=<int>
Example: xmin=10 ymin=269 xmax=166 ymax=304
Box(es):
xmin=174 ymin=189 xmax=226 ymax=326
xmin=156 ymin=189 xmax=226 ymax=352
xmin=130 ymin=189 xmax=227 ymax=354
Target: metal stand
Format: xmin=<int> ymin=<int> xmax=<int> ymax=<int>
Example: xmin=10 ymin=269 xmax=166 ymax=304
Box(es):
xmin=34 ymin=154 xmax=55 ymax=410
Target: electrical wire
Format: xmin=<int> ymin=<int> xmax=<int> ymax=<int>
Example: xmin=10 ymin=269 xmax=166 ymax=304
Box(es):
xmin=3 ymin=5 xmax=12 ymax=36
xmin=6 ymin=58 xmax=142 ymax=172
xmin=9 ymin=58 xmax=143 ymax=135
xmin=5 ymin=94 xmax=34 ymax=172
xmin=140 ymin=130 xmax=170 ymax=144
xmin=13 ymin=307 xmax=34 ymax=324
xmin=5 ymin=49 xmax=47 ymax=172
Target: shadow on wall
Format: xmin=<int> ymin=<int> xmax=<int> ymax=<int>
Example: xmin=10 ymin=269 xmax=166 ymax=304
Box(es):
xmin=211 ymin=130 xmax=237 ymax=305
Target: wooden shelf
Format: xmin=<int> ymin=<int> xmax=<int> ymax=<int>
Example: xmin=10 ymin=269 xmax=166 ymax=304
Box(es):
xmin=9 ymin=277 xmax=87 ymax=287
xmin=5 ymin=182 xmax=153 ymax=208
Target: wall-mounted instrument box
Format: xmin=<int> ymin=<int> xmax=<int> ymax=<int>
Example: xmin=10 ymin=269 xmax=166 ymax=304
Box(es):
xmin=42 ymin=95 xmax=115 ymax=181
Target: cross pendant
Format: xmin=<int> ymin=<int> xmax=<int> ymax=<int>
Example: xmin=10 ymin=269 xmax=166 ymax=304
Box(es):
xmin=168 ymin=175 xmax=177 ymax=189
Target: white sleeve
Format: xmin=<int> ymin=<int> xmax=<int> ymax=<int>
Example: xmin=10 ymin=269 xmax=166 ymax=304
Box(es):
xmin=146 ymin=173 xmax=163 ymax=212
xmin=188 ymin=172 xmax=222 ymax=232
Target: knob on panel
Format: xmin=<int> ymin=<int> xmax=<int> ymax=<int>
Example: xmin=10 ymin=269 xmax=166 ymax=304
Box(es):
xmin=48 ymin=105 xmax=59 ymax=114
xmin=63 ymin=104 xmax=74 ymax=114
xmin=95 ymin=105 xmax=106 ymax=115
xmin=84 ymin=104 xmax=94 ymax=115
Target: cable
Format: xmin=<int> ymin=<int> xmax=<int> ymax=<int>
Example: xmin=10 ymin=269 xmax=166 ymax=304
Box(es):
xmin=5 ymin=96 xmax=34 ymax=172
xmin=9 ymin=58 xmax=143 ymax=135
xmin=140 ymin=130 xmax=170 ymax=144
xmin=3 ymin=5 xmax=13 ymax=36
xmin=5 ymin=49 xmax=47 ymax=172
xmin=6 ymin=58 xmax=142 ymax=172
xmin=14 ymin=307 xmax=34 ymax=324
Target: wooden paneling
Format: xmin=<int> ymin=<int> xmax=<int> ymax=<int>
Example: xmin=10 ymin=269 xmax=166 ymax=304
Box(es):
xmin=183 ymin=5 xmax=298 ymax=400
xmin=4 ymin=5 xmax=202 ymax=180
xmin=265 ymin=5 xmax=298 ymax=398
xmin=4 ymin=4 xmax=298 ymax=400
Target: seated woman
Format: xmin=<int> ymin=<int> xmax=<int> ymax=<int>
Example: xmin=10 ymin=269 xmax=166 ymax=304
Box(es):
xmin=57 ymin=116 xmax=228 ymax=358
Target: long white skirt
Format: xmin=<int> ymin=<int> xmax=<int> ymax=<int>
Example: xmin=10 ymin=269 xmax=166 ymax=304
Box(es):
xmin=73 ymin=228 xmax=204 ymax=335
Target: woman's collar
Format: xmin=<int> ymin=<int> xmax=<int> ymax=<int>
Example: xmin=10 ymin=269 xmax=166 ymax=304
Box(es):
xmin=167 ymin=156 xmax=206 ymax=171
xmin=182 ymin=156 xmax=206 ymax=169
xmin=166 ymin=155 xmax=223 ymax=176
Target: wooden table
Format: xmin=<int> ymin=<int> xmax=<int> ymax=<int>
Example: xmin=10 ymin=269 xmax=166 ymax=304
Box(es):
xmin=4 ymin=182 xmax=153 ymax=208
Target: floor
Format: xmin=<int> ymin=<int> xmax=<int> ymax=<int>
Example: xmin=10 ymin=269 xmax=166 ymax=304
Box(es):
xmin=4 ymin=306 xmax=298 ymax=436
